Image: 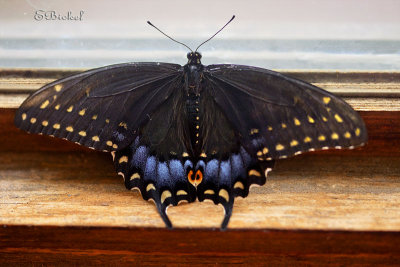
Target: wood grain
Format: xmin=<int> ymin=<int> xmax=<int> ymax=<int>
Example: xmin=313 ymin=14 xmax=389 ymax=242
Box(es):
xmin=1 ymin=226 xmax=400 ymax=266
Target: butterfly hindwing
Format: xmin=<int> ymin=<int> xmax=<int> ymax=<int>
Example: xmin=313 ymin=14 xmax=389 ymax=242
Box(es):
xmin=15 ymin=62 xmax=183 ymax=152
xmin=113 ymin=87 xmax=196 ymax=227
xmin=194 ymin=87 xmax=275 ymax=227
xmin=205 ymin=64 xmax=367 ymax=159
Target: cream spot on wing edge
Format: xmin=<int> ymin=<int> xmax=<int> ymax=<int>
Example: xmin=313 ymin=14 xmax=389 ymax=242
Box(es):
xmin=318 ymin=135 xmax=326 ymax=141
xmin=112 ymin=144 xmax=118 ymax=149
xmin=234 ymin=181 xmax=244 ymax=189
xmin=92 ymin=115 xmax=98 ymax=120
xmin=355 ymin=128 xmax=361 ymax=136
xmin=55 ymin=104 xmax=60 ymax=110
xmin=106 ymin=141 xmax=113 ymax=146
xmin=344 ymin=132 xmax=351 ymax=138
xmin=290 ymin=140 xmax=298 ymax=147
xmin=66 ymin=126 xmax=73 ymax=132
xmin=79 ymin=131 xmax=86 ymax=137
xmin=118 ymin=156 xmax=128 ymax=164
xmin=30 ymin=117 xmax=36 ymax=124
xmin=294 ymin=118 xmax=301 ymax=126
xmin=79 ymin=109 xmax=86 ymax=116
xmin=161 ymin=190 xmax=172 ymax=204
xmin=117 ymin=172 xmax=125 ymax=180
xmin=146 ymin=183 xmax=155 ymax=192
xmin=92 ymin=136 xmax=100 ymax=142
xmin=53 ymin=123 xmax=60 ymax=129
xmin=130 ymin=173 xmax=140 ymax=181
xmin=263 ymin=147 xmax=269 ymax=154
xmin=42 ymin=120 xmax=48 ymax=126
xmin=21 ymin=113 xmax=27 ymax=120
xmin=204 ymin=189 xmax=214 ymax=195
xmin=67 ymin=106 xmax=73 ymax=112
xmin=308 ymin=116 xmax=315 ymax=123
xmin=218 ymin=189 xmax=229 ymax=202
xmin=265 ymin=168 xmax=272 ymax=177
xmin=177 ymin=190 xmax=187 ymax=196
xmin=248 ymin=169 xmax=261 ymax=177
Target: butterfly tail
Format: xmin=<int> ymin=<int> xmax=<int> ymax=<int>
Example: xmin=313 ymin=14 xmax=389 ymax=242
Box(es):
xmin=220 ymin=197 xmax=234 ymax=230
xmin=156 ymin=198 xmax=173 ymax=228
xmin=113 ymin=136 xmax=197 ymax=228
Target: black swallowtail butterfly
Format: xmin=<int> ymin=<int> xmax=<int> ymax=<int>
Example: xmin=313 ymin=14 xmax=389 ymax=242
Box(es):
xmin=14 ymin=16 xmax=367 ymax=228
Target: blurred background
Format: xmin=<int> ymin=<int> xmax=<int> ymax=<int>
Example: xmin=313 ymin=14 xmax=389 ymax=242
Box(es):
xmin=0 ymin=0 xmax=399 ymax=69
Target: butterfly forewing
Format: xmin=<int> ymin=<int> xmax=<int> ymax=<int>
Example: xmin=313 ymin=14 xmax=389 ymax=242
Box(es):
xmin=15 ymin=62 xmax=183 ymax=151
xmin=205 ymin=64 xmax=367 ymax=159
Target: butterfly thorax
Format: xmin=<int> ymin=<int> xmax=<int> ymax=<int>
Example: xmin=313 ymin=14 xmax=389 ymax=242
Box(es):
xmin=184 ymin=52 xmax=204 ymax=95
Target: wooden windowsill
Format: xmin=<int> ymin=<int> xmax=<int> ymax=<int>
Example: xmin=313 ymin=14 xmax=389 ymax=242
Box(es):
xmin=0 ymin=68 xmax=399 ymax=264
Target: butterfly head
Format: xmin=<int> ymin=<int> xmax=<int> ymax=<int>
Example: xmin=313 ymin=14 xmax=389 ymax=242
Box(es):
xmin=187 ymin=52 xmax=202 ymax=65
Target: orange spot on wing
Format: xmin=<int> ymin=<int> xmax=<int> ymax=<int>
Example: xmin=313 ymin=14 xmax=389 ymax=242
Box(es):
xmin=188 ymin=169 xmax=203 ymax=187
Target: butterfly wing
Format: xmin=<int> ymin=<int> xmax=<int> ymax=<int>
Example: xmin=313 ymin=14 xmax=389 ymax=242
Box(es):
xmin=113 ymin=86 xmax=196 ymax=227
xmin=205 ymin=64 xmax=367 ymax=160
xmin=15 ymin=62 xmax=183 ymax=151
xmin=194 ymin=84 xmax=275 ymax=228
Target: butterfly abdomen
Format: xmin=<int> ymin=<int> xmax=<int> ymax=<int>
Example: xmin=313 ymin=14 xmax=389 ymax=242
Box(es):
xmin=186 ymin=93 xmax=202 ymax=154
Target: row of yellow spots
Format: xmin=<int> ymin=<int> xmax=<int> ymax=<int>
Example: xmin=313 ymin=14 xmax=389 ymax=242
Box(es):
xmin=120 ymin=167 xmax=267 ymax=204
xmin=201 ymin=188 xmax=231 ymax=202
xmin=260 ymin=110 xmax=344 ymax=135
xmin=255 ymin=128 xmax=361 ymax=156
xmin=125 ymin=170 xmax=175 ymax=204
xmin=22 ymin=113 xmax=103 ymax=142
xmin=122 ymin=168 xmax=233 ymax=204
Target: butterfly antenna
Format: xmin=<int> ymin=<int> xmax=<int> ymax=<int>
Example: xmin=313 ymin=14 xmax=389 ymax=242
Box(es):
xmin=147 ymin=21 xmax=193 ymax=52
xmin=195 ymin=15 xmax=235 ymax=52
